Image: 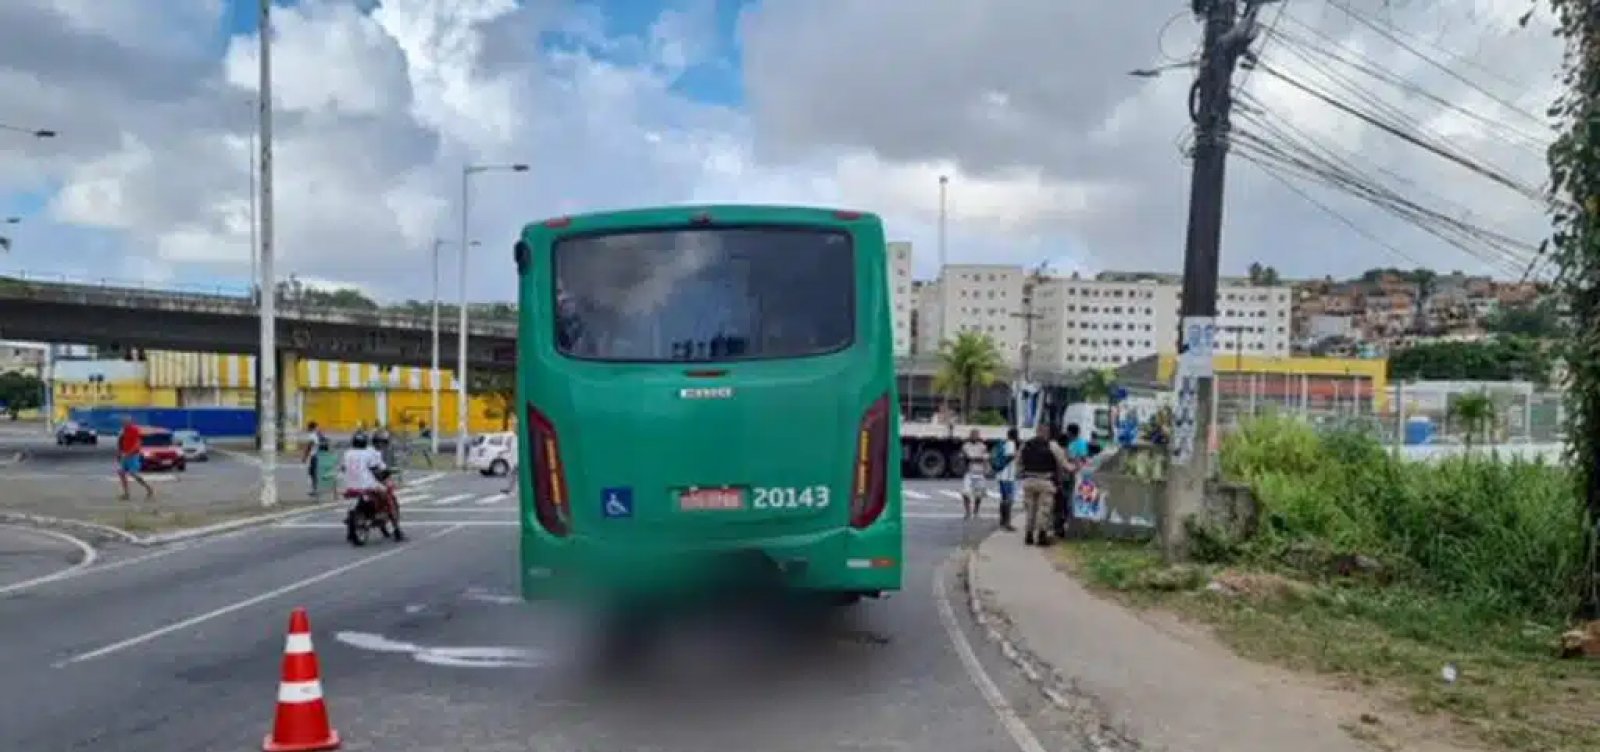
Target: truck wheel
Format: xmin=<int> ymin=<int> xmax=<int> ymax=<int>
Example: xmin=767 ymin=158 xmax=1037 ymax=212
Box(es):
xmin=948 ymin=450 xmax=968 ymax=478
xmin=490 ymin=458 xmax=510 ymax=477
xmin=914 ymin=447 xmax=947 ymax=479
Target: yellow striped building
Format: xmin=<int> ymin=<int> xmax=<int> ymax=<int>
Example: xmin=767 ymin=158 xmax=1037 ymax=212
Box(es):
xmin=51 ymin=351 xmax=512 ymax=433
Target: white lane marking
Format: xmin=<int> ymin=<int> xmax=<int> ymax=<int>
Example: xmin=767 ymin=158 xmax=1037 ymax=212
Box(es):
xmin=904 ymin=490 xmax=931 ymax=500
xmin=215 ymin=448 xmax=262 ymax=466
xmin=939 ymin=489 xmax=963 ymax=499
xmin=334 ymin=630 xmax=546 ymax=669
xmin=394 ymin=491 xmax=430 ymax=503
xmin=59 ymin=524 xmax=465 ymax=666
xmin=407 ymin=472 xmax=445 ymax=487
xmin=430 ymin=493 xmax=474 ymax=506
xmin=475 ymin=493 xmax=508 ymax=506
xmin=0 ymin=525 xmax=98 ymax=597
xmin=105 ymin=474 xmax=179 ymax=483
xmin=934 ymin=554 xmax=1049 ymax=752
xmin=905 ymin=512 xmax=968 ymax=519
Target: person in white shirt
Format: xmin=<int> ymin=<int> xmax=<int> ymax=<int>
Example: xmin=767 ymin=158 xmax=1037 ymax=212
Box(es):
xmin=960 ymin=429 xmax=991 ymax=520
xmin=995 ymin=428 xmax=1019 ymax=531
xmin=340 ymin=432 xmax=405 ymax=542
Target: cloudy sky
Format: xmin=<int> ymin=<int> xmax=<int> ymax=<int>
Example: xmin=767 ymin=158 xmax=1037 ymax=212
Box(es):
xmin=0 ymin=0 xmax=1565 ymax=303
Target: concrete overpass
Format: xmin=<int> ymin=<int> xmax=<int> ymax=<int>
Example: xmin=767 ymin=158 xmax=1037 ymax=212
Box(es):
xmin=0 ymin=274 xmax=518 ymax=447
xmin=0 ymin=275 xmax=516 ymax=369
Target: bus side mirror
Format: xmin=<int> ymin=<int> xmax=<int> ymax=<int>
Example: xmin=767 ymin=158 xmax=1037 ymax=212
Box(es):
xmin=513 ymin=240 xmax=530 ymax=274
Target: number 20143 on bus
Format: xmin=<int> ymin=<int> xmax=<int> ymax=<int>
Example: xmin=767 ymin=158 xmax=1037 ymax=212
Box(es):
xmin=754 ymin=486 xmax=830 ymax=510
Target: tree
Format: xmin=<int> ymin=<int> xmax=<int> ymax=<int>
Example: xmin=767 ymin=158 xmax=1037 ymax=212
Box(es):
xmin=1485 ymin=298 xmax=1566 ymax=339
xmin=1247 ymin=261 xmax=1264 ymax=285
xmin=1246 ymin=261 xmax=1281 ymax=286
xmin=1535 ymin=0 xmax=1600 ymax=613
xmin=0 ymin=371 xmax=45 ymax=419
xmin=275 ymin=276 xmax=379 ymax=310
xmin=1449 ymin=391 xmax=1496 ymax=450
xmin=1078 ymin=368 xmax=1116 ymax=406
xmin=933 ymin=331 xmax=1004 ymax=422
xmin=1387 ymin=336 xmax=1553 ymax=385
xmin=469 ymin=370 xmax=517 ymax=430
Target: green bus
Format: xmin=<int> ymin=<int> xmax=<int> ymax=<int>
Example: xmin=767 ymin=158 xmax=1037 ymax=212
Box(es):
xmin=513 ymin=205 xmax=903 ymax=606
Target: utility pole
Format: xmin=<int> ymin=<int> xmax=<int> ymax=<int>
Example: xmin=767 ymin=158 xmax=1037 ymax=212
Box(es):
xmin=937 ymin=175 xmax=950 ymax=346
xmin=1161 ymin=0 xmax=1274 ymax=559
xmin=1011 ymin=262 xmax=1048 ymax=431
xmin=257 ymin=0 xmax=278 ymax=507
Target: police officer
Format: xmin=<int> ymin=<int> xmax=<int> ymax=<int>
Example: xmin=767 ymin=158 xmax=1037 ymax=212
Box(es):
xmin=1017 ymin=424 xmax=1071 ymax=546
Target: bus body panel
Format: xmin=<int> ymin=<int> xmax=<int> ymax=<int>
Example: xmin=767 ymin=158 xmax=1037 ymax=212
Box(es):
xmin=516 ymin=205 xmax=902 ymax=602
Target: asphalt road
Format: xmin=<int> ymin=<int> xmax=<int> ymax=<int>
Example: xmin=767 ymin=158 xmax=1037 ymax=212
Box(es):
xmin=0 ymin=524 xmax=90 ymax=592
xmin=1 ymin=475 xmax=1084 ymax=752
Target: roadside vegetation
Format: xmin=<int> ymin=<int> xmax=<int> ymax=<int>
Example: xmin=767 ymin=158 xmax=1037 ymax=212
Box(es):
xmin=1065 ymin=414 xmax=1599 ymax=751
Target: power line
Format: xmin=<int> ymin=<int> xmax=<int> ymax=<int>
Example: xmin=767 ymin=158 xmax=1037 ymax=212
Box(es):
xmin=1235 ymin=149 xmax=1426 ymax=266
xmin=1255 ymin=60 xmax=1548 ymax=203
xmin=1322 ymin=0 xmax=1549 ymax=128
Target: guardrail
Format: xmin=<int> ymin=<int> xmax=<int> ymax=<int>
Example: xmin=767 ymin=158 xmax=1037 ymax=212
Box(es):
xmin=0 ymin=270 xmax=517 ymax=335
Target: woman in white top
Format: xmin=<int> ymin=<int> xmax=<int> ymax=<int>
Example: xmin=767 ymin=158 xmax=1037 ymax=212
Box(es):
xmin=995 ymin=428 xmax=1019 ymax=531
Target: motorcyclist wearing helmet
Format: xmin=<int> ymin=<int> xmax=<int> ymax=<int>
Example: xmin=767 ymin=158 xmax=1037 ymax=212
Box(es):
xmin=339 ymin=431 xmax=405 ymax=542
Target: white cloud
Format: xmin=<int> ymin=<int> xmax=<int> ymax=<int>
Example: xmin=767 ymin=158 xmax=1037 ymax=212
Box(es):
xmin=0 ymin=0 xmax=1577 ymax=307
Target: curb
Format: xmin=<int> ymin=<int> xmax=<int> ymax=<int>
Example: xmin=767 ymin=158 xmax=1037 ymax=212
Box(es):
xmin=0 ymin=501 xmax=342 ymax=548
xmin=962 ymin=546 xmax=1141 ymax=752
xmin=135 ymin=501 xmax=343 ymax=546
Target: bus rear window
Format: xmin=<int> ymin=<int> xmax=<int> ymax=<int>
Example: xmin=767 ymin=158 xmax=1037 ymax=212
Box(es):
xmin=552 ymin=227 xmax=854 ymax=362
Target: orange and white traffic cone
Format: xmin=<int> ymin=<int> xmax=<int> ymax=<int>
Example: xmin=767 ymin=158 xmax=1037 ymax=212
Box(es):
xmin=263 ymin=607 xmax=341 ymax=752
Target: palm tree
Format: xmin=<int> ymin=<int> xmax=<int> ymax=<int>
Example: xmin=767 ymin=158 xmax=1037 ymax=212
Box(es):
xmin=934 ymin=331 xmax=1005 ymax=422
xmin=1449 ymin=391 xmax=1495 ymax=449
xmin=1079 ymin=368 xmax=1116 ymax=406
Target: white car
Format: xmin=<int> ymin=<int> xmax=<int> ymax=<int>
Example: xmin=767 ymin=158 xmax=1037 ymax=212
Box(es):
xmin=173 ymin=429 xmax=209 ymax=461
xmin=468 ymin=431 xmax=517 ymax=477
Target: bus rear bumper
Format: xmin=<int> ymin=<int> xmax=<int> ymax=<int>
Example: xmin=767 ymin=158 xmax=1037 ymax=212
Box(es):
xmin=520 ymin=522 xmax=903 ymax=603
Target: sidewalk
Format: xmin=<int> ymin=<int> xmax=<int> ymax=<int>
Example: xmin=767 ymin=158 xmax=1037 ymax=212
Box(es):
xmin=970 ymin=534 xmax=1463 ymax=752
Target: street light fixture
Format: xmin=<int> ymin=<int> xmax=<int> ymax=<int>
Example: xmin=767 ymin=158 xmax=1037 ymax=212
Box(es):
xmin=1127 ymin=60 xmax=1199 ymax=78
xmin=430 ymin=238 xmax=479 ymax=458
xmin=456 ymin=162 xmax=530 ymax=469
xmin=0 ymin=123 xmax=56 ymax=138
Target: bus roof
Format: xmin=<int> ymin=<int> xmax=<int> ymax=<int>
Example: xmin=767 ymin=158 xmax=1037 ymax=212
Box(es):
xmin=522 ymin=204 xmax=882 ymax=236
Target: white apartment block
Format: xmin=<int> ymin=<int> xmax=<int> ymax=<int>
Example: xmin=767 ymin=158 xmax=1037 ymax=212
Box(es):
xmin=913 ymin=280 xmax=942 ymax=356
xmin=1029 ymin=276 xmax=1292 ymax=373
xmin=887 ymin=242 xmax=914 ymax=358
xmin=937 ymin=264 xmax=1028 ymax=365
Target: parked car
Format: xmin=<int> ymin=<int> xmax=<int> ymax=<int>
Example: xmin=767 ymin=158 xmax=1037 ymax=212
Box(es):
xmin=137 ymin=427 xmax=187 ymax=472
xmin=55 ymin=421 xmax=97 ymax=446
xmin=173 ymin=429 xmax=209 ymax=461
xmin=468 ymin=431 xmax=517 ymax=477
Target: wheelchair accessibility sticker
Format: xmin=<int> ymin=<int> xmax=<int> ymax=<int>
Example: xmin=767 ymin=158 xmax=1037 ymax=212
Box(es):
xmin=601 ymin=487 xmax=634 ymax=519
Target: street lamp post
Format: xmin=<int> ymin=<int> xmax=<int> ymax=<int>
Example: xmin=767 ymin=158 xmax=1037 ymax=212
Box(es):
xmin=430 ymin=238 xmax=477 ymax=458
xmin=456 ymin=162 xmax=528 ymax=469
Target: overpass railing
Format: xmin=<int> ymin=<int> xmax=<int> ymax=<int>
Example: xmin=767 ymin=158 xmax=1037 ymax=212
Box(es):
xmin=0 ymin=270 xmax=517 ymax=337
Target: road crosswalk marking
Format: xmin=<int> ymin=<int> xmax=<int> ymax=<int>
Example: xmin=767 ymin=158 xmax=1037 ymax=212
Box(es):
xmin=939 ymin=489 xmax=963 ymax=499
xmin=904 ymin=489 xmax=930 ymax=500
xmin=429 ymin=493 xmax=475 ymax=506
xmin=475 ymin=493 xmax=509 ymax=506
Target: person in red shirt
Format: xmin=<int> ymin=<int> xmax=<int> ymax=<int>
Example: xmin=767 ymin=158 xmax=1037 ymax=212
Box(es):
xmin=116 ymin=416 xmax=155 ymax=501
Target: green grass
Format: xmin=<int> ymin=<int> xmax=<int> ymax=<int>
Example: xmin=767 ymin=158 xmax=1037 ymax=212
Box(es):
xmin=1054 ymin=413 xmax=1600 ymax=751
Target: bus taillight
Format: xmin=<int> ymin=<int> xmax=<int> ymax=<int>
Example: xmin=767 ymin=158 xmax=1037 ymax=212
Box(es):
xmin=850 ymin=394 xmax=891 ymax=529
xmin=526 ymin=405 xmax=571 ymax=537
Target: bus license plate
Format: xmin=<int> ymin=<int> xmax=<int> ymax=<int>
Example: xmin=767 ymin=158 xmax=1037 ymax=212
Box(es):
xmin=678 ymin=488 xmax=744 ymax=511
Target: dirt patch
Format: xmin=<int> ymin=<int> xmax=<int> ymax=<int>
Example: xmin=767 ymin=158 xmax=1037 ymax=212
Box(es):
xmin=1054 ymin=541 xmax=1600 ymax=752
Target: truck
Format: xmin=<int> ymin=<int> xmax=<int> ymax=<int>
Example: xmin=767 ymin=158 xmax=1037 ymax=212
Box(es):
xmin=898 ymin=384 xmax=1114 ymax=479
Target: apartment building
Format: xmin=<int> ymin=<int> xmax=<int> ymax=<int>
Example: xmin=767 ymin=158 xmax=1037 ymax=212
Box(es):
xmin=1030 ymin=276 xmax=1291 ymax=373
xmin=913 ymin=280 xmax=942 ymax=355
xmin=887 ymin=242 xmax=914 ymax=358
xmin=937 ymin=264 xmax=1028 ymax=364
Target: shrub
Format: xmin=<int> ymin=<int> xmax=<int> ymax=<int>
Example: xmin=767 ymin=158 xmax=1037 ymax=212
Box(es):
xmin=1220 ymin=415 xmax=1589 ymax=624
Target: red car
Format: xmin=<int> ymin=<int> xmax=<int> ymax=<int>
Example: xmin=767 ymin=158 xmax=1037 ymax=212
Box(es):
xmin=136 ymin=427 xmax=187 ymax=472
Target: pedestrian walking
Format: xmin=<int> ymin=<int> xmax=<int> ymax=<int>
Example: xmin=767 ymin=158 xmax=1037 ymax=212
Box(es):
xmin=115 ymin=416 xmax=154 ymax=501
xmin=959 ymin=429 xmax=991 ymax=520
xmin=302 ymin=422 xmax=329 ymax=499
xmin=1018 ymin=423 xmax=1070 ymax=546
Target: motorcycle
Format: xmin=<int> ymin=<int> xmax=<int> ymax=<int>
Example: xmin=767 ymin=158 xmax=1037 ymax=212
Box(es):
xmin=344 ymin=468 xmax=406 ymax=546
